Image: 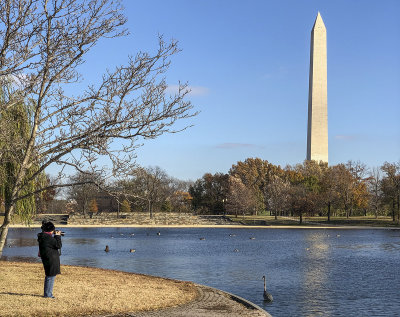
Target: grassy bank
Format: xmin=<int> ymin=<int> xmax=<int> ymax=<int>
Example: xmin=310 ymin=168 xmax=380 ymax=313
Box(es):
xmin=226 ymin=215 xmax=400 ymax=227
xmin=0 ymin=261 xmax=197 ymax=317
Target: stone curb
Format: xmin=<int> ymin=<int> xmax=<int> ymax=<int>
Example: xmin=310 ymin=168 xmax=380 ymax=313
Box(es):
xmin=193 ymin=284 xmax=272 ymax=317
xmin=90 ymin=283 xmax=272 ymax=317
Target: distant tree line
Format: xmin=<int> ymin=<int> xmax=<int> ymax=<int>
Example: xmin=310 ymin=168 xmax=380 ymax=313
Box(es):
xmin=189 ymin=158 xmax=400 ymax=223
xmin=63 ymin=166 xmax=193 ymax=218
xmin=8 ymin=158 xmax=398 ymax=225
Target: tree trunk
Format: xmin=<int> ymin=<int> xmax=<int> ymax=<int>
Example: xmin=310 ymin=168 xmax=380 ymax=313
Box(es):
xmin=327 ymin=202 xmax=331 ymax=222
xmin=274 ymin=210 xmax=277 ymax=220
xmin=393 ymin=199 xmax=396 ymax=222
xmin=375 ymin=206 xmax=378 ymax=219
xmin=0 ymin=224 xmax=10 ymax=254
xmin=149 ymin=200 xmax=153 ymax=219
xmin=299 ymin=212 xmax=303 ymax=224
xmin=0 ymin=205 xmax=14 ymax=253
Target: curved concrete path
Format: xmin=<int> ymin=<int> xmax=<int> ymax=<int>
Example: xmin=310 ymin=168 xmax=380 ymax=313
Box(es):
xmin=100 ymin=284 xmax=271 ymax=317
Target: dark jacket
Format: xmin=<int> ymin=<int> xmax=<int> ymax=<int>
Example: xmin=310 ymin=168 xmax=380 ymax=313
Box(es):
xmin=37 ymin=232 xmax=62 ymax=276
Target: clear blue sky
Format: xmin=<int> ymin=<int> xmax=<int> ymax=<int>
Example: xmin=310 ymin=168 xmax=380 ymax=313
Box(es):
xmin=80 ymin=0 xmax=400 ymax=180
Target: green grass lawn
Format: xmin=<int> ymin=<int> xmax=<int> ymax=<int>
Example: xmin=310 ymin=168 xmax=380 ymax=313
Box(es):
xmin=305 ymin=216 xmax=399 ymax=227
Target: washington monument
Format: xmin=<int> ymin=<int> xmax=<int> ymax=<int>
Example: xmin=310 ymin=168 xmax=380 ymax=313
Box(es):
xmin=307 ymin=12 xmax=328 ymax=163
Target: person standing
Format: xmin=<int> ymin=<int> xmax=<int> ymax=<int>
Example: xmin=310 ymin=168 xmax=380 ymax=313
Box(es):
xmin=37 ymin=221 xmax=62 ymax=298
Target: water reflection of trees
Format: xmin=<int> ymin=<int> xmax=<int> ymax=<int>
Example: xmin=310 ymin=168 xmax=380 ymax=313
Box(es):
xmin=0 ymin=255 xmax=39 ymax=263
xmin=7 ymin=238 xmax=37 ymax=247
xmin=68 ymin=238 xmax=97 ymax=245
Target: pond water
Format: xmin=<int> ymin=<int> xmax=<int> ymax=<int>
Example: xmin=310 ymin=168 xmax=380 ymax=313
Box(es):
xmin=2 ymin=227 xmax=400 ymax=317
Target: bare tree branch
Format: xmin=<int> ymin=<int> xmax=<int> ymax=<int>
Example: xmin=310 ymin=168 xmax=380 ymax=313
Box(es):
xmin=0 ymin=0 xmax=196 ymax=252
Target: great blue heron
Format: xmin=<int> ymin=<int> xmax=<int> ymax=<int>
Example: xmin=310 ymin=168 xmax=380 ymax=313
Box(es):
xmin=262 ymin=276 xmax=273 ymax=302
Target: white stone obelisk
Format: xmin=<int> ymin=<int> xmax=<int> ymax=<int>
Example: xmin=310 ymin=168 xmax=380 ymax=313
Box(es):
xmin=307 ymin=12 xmax=328 ymax=163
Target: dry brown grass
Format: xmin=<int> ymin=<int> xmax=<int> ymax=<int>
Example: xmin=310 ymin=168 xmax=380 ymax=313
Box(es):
xmin=0 ymin=261 xmax=198 ymax=317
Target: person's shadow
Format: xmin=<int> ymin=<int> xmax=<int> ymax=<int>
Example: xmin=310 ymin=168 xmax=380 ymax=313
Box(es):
xmin=0 ymin=292 xmax=43 ymax=298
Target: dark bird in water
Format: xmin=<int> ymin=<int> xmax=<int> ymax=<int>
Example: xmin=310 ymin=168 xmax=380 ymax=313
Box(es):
xmin=199 ymin=237 xmax=205 ymax=240
xmin=105 ymin=245 xmax=110 ymax=252
xmin=157 ymin=231 xmax=161 ymax=236
xmin=229 ymin=234 xmax=236 ymax=237
xmin=129 ymin=249 xmax=136 ymax=253
xmin=250 ymin=237 xmax=256 ymax=240
xmin=262 ymin=276 xmax=273 ymax=302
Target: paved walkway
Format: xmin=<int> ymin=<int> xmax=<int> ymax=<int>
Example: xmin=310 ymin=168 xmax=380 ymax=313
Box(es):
xmin=99 ymin=285 xmax=272 ymax=317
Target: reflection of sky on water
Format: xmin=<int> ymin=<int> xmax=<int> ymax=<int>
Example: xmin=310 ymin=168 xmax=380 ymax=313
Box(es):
xmin=301 ymin=232 xmax=331 ymax=317
xmin=1 ymin=227 xmax=399 ymax=317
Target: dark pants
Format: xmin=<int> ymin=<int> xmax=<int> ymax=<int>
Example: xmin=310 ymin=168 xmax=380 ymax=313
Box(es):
xmin=44 ymin=275 xmax=56 ymax=298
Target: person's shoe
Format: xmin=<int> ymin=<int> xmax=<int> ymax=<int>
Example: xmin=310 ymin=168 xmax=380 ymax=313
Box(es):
xmin=44 ymin=296 xmax=55 ymax=299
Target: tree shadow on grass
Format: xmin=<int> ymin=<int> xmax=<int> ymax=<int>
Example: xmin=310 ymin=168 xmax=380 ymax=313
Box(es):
xmin=0 ymin=292 xmax=43 ymax=298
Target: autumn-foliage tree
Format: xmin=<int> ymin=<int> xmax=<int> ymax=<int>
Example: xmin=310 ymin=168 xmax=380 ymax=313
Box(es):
xmin=265 ymin=175 xmax=290 ymax=219
xmin=288 ymin=183 xmax=317 ymax=224
xmin=320 ymin=166 xmax=339 ymax=221
xmin=89 ymin=199 xmax=98 ymax=213
xmin=346 ymin=160 xmax=369 ymax=216
xmin=0 ymin=0 xmax=195 ymax=252
xmin=331 ymin=164 xmax=355 ymax=219
xmin=230 ymin=158 xmax=283 ymax=214
xmin=226 ymin=175 xmax=254 ymax=218
xmin=170 ymin=190 xmax=192 ymax=213
xmin=187 ymin=157 xmax=398 ymax=224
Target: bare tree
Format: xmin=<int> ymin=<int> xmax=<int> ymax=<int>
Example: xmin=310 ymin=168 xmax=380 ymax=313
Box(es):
xmin=367 ymin=167 xmax=382 ymax=219
xmin=68 ymin=172 xmax=103 ymax=217
xmin=124 ymin=166 xmax=170 ymax=219
xmin=381 ymin=162 xmax=400 ymax=222
xmin=0 ymin=0 xmax=195 ymax=252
